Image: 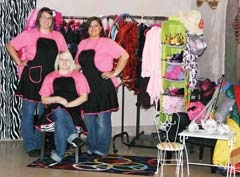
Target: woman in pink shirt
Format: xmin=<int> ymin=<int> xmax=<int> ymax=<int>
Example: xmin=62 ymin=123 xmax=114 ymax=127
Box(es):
xmin=75 ymin=16 xmax=129 ymax=157
xmin=6 ymin=7 xmax=68 ymax=157
xmin=38 ymin=50 xmax=90 ymax=166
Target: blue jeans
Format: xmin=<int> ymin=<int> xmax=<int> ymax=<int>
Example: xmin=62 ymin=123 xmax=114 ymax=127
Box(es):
xmin=51 ymin=107 xmax=79 ymax=162
xmin=21 ymin=100 xmax=44 ymax=152
xmin=84 ymin=111 xmax=112 ymax=156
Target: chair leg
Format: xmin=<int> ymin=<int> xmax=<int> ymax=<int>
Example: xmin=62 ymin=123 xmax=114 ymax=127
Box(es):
xmin=199 ymin=145 xmax=204 ymax=161
xmin=210 ymin=147 xmax=217 ymax=174
xmin=184 ymin=145 xmax=190 ymax=176
xmin=40 ymin=132 xmax=46 ymax=161
xmin=75 ymin=146 xmax=79 ymax=163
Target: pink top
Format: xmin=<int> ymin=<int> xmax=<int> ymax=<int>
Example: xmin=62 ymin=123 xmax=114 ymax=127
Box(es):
xmin=75 ymin=37 xmax=125 ymax=87
xmin=39 ymin=71 xmax=90 ymax=96
xmin=10 ymin=28 xmax=68 ymax=60
xmin=10 ymin=28 xmax=68 ymax=77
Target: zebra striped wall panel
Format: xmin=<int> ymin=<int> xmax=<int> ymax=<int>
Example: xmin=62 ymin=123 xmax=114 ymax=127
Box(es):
xmin=0 ymin=0 xmax=36 ymax=139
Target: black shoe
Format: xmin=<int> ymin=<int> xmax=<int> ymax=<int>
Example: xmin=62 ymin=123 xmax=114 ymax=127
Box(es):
xmin=71 ymin=137 xmax=85 ymax=147
xmin=27 ymin=149 xmax=41 ymax=157
xmin=43 ymin=158 xmax=60 ymax=167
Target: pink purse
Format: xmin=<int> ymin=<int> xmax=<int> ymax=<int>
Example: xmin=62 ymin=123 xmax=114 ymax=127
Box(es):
xmin=187 ymin=101 xmax=206 ymax=123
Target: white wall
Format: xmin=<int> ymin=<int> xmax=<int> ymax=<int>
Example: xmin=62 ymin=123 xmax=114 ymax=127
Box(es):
xmin=37 ymin=0 xmax=191 ymax=17
xmin=36 ymin=0 xmax=226 ymax=135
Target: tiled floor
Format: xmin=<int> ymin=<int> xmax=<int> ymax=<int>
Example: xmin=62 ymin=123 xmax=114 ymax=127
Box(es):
xmin=0 ymin=135 xmax=235 ymax=177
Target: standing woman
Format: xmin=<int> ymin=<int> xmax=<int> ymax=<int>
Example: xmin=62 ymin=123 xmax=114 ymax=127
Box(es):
xmin=6 ymin=7 xmax=68 ymax=157
xmin=75 ymin=16 xmax=129 ymax=157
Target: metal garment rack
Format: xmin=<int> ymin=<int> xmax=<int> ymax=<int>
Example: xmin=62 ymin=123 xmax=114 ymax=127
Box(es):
xmin=112 ymin=85 xmax=157 ymax=153
xmin=112 ymin=15 xmax=168 ymax=153
xmin=63 ymin=15 xmax=167 ymax=21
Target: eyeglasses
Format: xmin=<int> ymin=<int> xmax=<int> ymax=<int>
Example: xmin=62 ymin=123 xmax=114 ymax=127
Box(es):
xmin=40 ymin=16 xmax=53 ymax=21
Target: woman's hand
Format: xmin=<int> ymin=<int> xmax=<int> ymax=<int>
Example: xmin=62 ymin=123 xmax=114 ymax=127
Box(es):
xmin=17 ymin=60 xmax=28 ymax=67
xmin=56 ymin=97 xmax=68 ymax=106
xmin=101 ymin=71 xmax=116 ymax=79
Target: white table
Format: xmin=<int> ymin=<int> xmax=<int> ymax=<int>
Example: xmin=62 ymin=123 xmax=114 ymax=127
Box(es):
xmin=178 ymin=129 xmax=236 ymax=176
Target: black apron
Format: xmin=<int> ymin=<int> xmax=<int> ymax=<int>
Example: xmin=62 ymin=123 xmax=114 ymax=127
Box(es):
xmin=16 ymin=38 xmax=58 ymax=101
xmin=35 ymin=77 xmax=88 ymax=134
xmin=78 ymin=49 xmax=118 ymax=113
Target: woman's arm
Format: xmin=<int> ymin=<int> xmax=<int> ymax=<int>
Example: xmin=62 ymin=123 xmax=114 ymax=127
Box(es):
xmin=112 ymin=51 xmax=129 ymax=76
xmin=65 ymin=93 xmax=88 ymax=108
xmin=6 ymin=43 xmax=27 ymax=67
xmin=101 ymin=51 xmax=129 ymax=79
xmin=41 ymin=95 xmax=68 ymax=106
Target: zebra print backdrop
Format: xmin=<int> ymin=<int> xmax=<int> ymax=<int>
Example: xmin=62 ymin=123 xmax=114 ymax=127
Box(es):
xmin=0 ymin=0 xmax=36 ymax=139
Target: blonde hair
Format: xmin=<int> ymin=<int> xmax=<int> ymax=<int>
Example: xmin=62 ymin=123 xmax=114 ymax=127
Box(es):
xmin=54 ymin=51 xmax=76 ymax=72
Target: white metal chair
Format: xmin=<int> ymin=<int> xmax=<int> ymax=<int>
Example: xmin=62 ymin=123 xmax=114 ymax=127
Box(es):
xmin=154 ymin=111 xmax=188 ymax=177
xmin=227 ymin=147 xmax=240 ymax=177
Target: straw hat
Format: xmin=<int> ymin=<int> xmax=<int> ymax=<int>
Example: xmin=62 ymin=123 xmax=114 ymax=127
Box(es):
xmin=178 ymin=10 xmax=203 ymax=35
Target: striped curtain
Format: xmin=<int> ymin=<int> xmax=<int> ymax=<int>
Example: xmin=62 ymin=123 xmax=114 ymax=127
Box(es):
xmin=0 ymin=0 xmax=36 ymax=139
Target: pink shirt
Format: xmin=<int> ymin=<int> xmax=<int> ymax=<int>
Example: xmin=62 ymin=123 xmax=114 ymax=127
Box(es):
xmin=39 ymin=71 xmax=90 ymax=97
xmin=75 ymin=37 xmax=125 ymax=87
xmin=10 ymin=28 xmax=68 ymax=61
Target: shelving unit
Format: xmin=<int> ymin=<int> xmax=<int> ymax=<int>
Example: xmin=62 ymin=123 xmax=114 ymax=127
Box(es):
xmin=160 ymin=17 xmax=188 ymax=114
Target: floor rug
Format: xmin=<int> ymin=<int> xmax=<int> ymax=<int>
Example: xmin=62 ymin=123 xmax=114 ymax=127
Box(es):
xmin=27 ymin=152 xmax=157 ymax=176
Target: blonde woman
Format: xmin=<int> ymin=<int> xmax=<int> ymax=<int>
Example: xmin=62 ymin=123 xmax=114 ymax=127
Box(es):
xmin=38 ymin=51 xmax=90 ymax=166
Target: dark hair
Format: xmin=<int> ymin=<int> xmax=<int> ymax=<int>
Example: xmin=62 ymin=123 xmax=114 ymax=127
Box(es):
xmin=36 ymin=7 xmax=54 ymax=31
xmin=83 ymin=16 xmax=106 ymax=38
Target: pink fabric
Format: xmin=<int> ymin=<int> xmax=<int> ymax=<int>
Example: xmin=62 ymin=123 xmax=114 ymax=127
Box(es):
xmin=141 ymin=26 xmax=163 ymax=105
xmin=75 ymin=37 xmax=125 ymax=87
xmin=39 ymin=71 xmax=90 ymax=96
xmin=162 ymin=95 xmax=184 ymax=113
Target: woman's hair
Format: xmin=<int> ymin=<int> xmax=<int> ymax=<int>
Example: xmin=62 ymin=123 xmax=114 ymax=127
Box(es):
xmin=83 ymin=16 xmax=106 ymax=38
xmin=54 ymin=51 xmax=76 ymax=72
xmin=36 ymin=7 xmax=54 ymax=31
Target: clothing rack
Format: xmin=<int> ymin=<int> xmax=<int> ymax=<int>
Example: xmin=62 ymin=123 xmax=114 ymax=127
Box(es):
xmin=112 ymin=14 xmax=168 ymax=153
xmin=63 ymin=15 xmax=89 ymax=20
xmin=62 ymin=15 xmax=167 ymax=21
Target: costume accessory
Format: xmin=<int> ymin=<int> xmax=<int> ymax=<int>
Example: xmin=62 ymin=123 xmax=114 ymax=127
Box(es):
xmin=113 ymin=71 xmax=117 ymax=76
xmin=188 ymin=34 xmax=207 ymax=56
xmin=178 ymin=10 xmax=203 ymax=35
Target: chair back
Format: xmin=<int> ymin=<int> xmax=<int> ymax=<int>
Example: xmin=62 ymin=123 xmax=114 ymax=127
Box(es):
xmin=154 ymin=112 xmax=184 ymax=144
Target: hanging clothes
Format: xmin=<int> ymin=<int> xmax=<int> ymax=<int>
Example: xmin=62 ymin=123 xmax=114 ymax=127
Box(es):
xmin=113 ymin=16 xmax=139 ymax=93
xmin=141 ymin=26 xmax=163 ymax=105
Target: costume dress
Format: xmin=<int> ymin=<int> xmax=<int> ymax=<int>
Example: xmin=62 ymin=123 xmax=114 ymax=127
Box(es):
xmin=16 ymin=38 xmax=57 ymax=101
xmin=78 ymin=49 xmax=118 ymax=113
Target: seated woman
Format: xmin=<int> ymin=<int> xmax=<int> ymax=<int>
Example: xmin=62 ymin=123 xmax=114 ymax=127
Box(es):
xmin=36 ymin=50 xmax=90 ymax=166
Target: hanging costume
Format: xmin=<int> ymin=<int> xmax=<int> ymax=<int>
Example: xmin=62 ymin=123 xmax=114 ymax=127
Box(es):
xmin=16 ymin=38 xmax=58 ymax=101
xmin=78 ymin=49 xmax=118 ymax=113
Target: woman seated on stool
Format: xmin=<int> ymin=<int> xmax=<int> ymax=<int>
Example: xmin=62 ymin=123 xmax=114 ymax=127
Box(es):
xmin=36 ymin=50 xmax=90 ymax=166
